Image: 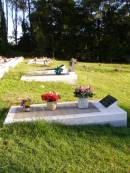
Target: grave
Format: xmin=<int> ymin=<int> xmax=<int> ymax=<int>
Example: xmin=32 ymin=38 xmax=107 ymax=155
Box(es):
xmin=28 ymin=57 xmax=53 ymax=66
xmin=4 ymin=99 xmax=127 ymax=127
xmin=21 ymin=59 xmax=78 ymax=84
xmin=0 ymin=57 xmax=24 ymax=79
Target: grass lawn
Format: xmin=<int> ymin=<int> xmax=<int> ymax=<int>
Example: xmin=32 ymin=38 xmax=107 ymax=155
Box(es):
xmin=0 ymin=60 xmax=130 ymax=172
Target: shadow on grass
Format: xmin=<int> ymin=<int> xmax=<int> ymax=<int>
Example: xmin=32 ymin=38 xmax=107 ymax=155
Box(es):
xmin=0 ymin=107 xmax=9 ymax=126
xmin=4 ymin=120 xmax=130 ymax=140
xmin=120 ymin=105 xmax=130 ymax=127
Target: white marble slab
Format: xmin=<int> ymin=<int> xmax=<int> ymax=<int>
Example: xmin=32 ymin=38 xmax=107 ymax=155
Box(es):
xmin=21 ymin=72 xmax=77 ymax=84
xmin=4 ymin=101 xmax=127 ymax=127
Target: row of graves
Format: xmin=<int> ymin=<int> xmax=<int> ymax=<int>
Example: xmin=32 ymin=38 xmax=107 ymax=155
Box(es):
xmin=0 ymin=56 xmax=24 ymax=78
xmin=4 ymin=57 xmax=127 ymax=127
xmin=28 ymin=57 xmax=53 ymax=66
xmin=21 ymin=58 xmax=77 ymax=84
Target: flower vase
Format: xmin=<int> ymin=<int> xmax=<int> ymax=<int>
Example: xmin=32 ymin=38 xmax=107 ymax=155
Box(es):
xmin=22 ymin=106 xmax=30 ymax=112
xmin=78 ymin=98 xmax=88 ymax=109
xmin=47 ymin=101 xmax=57 ymax=111
xmin=25 ymin=107 xmax=30 ymax=112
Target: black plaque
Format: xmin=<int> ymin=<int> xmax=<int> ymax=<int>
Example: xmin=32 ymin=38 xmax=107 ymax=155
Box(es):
xmin=99 ymin=95 xmax=117 ymax=107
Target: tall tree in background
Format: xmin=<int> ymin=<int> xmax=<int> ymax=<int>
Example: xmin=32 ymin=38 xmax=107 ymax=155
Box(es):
xmin=0 ymin=0 xmax=7 ymax=53
xmin=8 ymin=0 xmax=27 ymax=44
xmin=1 ymin=0 xmax=130 ymax=62
xmin=5 ymin=0 xmax=9 ymax=37
xmin=8 ymin=0 xmax=33 ymax=46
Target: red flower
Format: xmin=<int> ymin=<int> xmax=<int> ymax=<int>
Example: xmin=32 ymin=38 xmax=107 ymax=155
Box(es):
xmin=41 ymin=92 xmax=60 ymax=102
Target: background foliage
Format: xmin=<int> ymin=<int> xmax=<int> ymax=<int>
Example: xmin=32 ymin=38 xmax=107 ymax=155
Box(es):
xmin=1 ymin=0 xmax=130 ymax=62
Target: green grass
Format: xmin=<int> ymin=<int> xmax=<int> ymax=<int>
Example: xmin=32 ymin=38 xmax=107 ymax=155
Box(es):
xmin=0 ymin=60 xmax=130 ymax=172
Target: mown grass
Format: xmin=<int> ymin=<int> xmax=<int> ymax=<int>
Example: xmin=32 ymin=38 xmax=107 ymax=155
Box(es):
xmin=0 ymin=60 xmax=130 ymax=172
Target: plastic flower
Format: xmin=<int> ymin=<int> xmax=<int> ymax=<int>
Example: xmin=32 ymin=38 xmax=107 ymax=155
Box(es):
xmin=20 ymin=98 xmax=31 ymax=108
xmin=74 ymin=85 xmax=94 ymax=98
xmin=41 ymin=92 xmax=60 ymax=102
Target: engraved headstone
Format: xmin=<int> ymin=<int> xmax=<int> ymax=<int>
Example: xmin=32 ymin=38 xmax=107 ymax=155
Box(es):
xmin=69 ymin=58 xmax=77 ymax=72
xmin=99 ymin=95 xmax=117 ymax=107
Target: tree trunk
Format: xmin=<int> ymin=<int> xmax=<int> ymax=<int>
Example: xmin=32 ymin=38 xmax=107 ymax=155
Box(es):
xmin=14 ymin=1 xmax=18 ymax=44
xmin=5 ymin=0 xmax=8 ymax=37
xmin=27 ymin=0 xmax=31 ymax=27
xmin=0 ymin=0 xmax=7 ymax=43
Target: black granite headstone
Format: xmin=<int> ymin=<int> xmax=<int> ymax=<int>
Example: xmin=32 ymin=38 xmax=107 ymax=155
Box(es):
xmin=99 ymin=95 xmax=117 ymax=107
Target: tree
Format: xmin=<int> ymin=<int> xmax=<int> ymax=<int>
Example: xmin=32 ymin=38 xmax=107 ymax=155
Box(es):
xmin=0 ymin=0 xmax=7 ymax=53
xmin=2 ymin=0 xmax=130 ymax=62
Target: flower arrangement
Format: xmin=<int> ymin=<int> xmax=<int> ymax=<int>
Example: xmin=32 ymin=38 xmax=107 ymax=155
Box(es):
xmin=74 ymin=86 xmax=94 ymax=98
xmin=20 ymin=97 xmax=31 ymax=111
xmin=41 ymin=91 xmax=60 ymax=102
xmin=54 ymin=65 xmax=64 ymax=75
xmin=21 ymin=98 xmax=31 ymax=108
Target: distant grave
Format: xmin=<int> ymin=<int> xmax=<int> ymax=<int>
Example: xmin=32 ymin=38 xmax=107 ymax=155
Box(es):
xmin=21 ymin=59 xmax=78 ymax=84
xmin=28 ymin=57 xmax=53 ymax=66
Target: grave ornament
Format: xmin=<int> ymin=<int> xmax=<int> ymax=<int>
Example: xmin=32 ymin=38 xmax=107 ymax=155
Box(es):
xmin=54 ymin=65 xmax=64 ymax=75
xmin=69 ymin=58 xmax=77 ymax=72
xmin=20 ymin=97 xmax=32 ymax=112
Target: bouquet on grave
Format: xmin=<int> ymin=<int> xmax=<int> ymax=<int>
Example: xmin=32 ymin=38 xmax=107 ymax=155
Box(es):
xmin=74 ymin=85 xmax=94 ymax=98
xmin=41 ymin=91 xmax=60 ymax=102
xmin=20 ymin=97 xmax=32 ymax=112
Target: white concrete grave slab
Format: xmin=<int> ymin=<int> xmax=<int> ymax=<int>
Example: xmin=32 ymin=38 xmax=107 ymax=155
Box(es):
xmin=0 ymin=57 xmax=24 ymax=79
xmin=4 ymin=101 xmax=127 ymax=127
xmin=21 ymin=71 xmax=77 ymax=84
xmin=25 ymin=59 xmax=78 ymax=84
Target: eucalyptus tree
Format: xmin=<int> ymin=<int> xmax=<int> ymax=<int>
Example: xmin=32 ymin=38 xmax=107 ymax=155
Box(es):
xmin=4 ymin=0 xmax=9 ymax=37
xmin=3 ymin=0 xmax=130 ymax=62
xmin=8 ymin=0 xmax=28 ymax=44
xmin=0 ymin=0 xmax=7 ymax=53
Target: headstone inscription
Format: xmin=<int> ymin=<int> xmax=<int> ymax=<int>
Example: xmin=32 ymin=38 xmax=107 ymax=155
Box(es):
xmin=69 ymin=58 xmax=77 ymax=72
xmin=99 ymin=95 xmax=117 ymax=107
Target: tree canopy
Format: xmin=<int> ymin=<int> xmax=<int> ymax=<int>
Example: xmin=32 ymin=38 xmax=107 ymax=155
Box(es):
xmin=1 ymin=0 xmax=130 ymax=62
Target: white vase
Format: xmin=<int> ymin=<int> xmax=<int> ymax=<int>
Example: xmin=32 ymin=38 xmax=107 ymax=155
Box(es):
xmin=47 ymin=101 xmax=57 ymax=111
xmin=78 ymin=98 xmax=88 ymax=109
